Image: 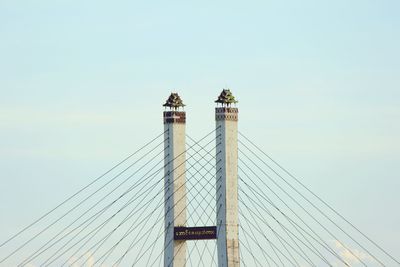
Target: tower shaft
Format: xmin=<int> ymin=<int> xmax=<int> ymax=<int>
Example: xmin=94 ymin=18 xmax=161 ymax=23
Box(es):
xmin=164 ymin=111 xmax=187 ymax=267
xmin=216 ymin=107 xmax=240 ymax=267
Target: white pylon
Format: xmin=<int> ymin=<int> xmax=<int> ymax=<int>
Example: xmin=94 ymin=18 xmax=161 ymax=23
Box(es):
xmin=163 ymin=93 xmax=187 ymax=267
xmin=215 ymin=90 xmax=240 ymax=267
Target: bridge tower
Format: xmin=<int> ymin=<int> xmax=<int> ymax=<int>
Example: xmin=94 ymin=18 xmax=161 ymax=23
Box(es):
xmin=215 ymin=89 xmax=240 ymax=267
xmin=162 ymin=90 xmax=240 ymax=267
xmin=163 ymin=93 xmax=187 ymax=267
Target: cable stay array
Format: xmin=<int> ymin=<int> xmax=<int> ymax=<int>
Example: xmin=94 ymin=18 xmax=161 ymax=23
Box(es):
xmin=0 ymin=129 xmax=398 ymax=266
xmin=236 ymin=131 xmax=399 ymax=267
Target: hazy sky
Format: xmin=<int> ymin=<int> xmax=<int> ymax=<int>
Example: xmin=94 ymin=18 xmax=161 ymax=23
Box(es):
xmin=0 ymin=0 xmax=399 ymax=263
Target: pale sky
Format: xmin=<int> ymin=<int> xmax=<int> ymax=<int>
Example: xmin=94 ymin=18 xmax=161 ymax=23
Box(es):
xmin=0 ymin=0 xmax=399 ymax=263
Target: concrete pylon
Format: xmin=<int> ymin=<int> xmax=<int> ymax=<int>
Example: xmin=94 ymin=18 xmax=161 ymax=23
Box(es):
xmin=215 ymin=90 xmax=240 ymax=267
xmin=163 ymin=93 xmax=187 ymax=267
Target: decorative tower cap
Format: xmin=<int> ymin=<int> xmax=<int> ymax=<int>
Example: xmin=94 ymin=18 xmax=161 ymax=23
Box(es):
xmin=163 ymin=92 xmax=186 ymax=110
xmin=215 ymin=89 xmax=238 ymax=106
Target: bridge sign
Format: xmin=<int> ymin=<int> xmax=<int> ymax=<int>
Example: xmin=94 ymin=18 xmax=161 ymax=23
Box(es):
xmin=174 ymin=226 xmax=217 ymax=240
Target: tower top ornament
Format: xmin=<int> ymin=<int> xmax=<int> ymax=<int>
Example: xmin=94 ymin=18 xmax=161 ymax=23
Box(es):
xmin=215 ymin=89 xmax=238 ymax=106
xmin=163 ymin=92 xmax=185 ymax=110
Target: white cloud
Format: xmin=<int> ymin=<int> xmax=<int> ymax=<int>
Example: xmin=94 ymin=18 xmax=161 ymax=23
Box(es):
xmin=86 ymin=251 xmax=95 ymax=267
xmin=332 ymin=240 xmax=374 ymax=266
